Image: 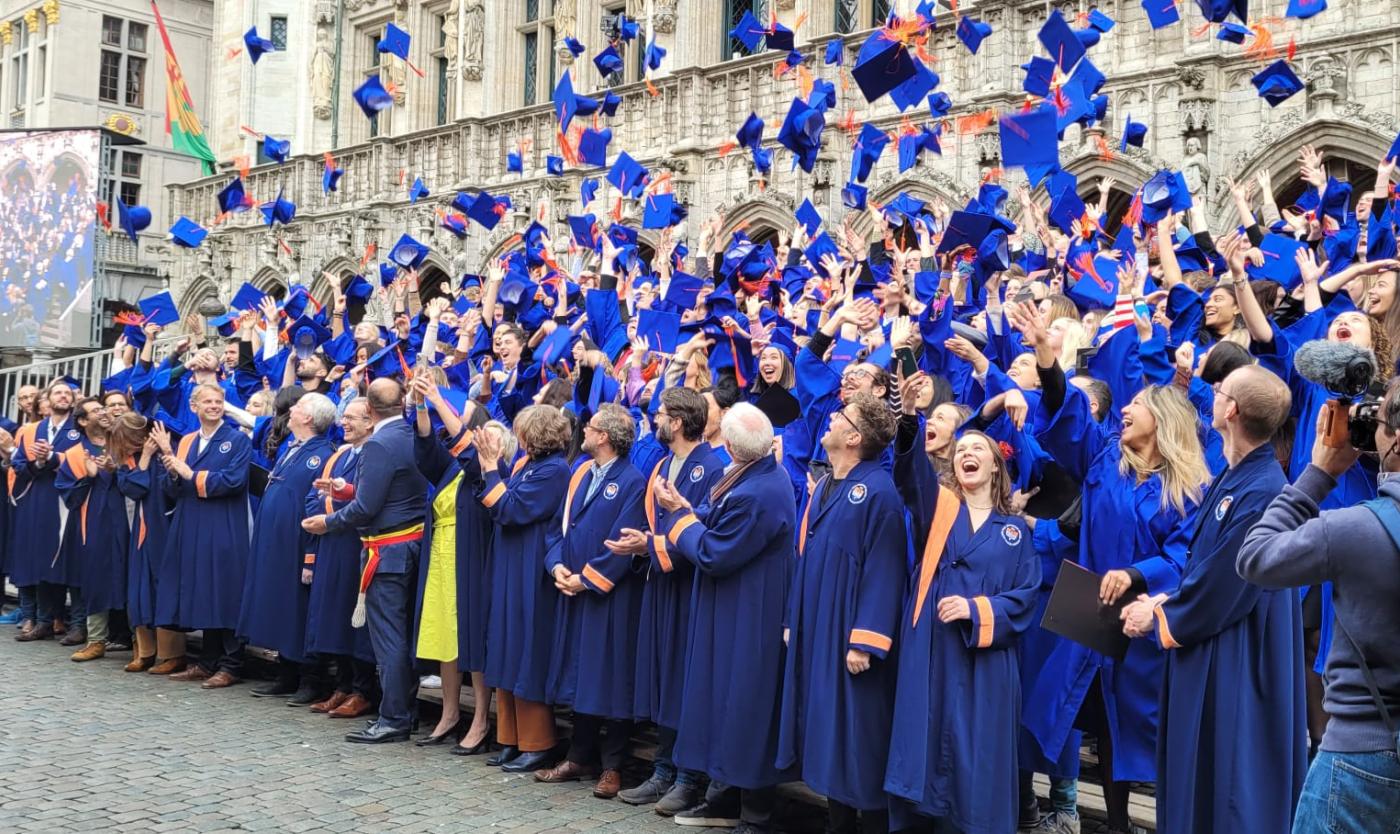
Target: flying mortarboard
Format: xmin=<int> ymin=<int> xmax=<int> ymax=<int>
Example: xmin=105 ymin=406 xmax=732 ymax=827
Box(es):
xmin=281 ymin=286 xmax=318 ymax=322
xmin=998 ymin=107 xmax=1060 ymax=170
xmin=169 ymin=216 xmax=208 ymax=248
xmin=507 ymin=150 xmax=523 ymax=173
xmin=209 ymin=312 xmax=239 ymax=338
xmin=776 ymin=97 xmax=826 ymax=173
xmin=1217 ymin=22 xmax=1251 ymax=43
xmin=851 ymin=122 xmax=890 ymax=184
xmin=956 ymin=16 xmax=993 ymax=54
xmin=842 ymin=181 xmax=868 ymax=210
xmin=646 ymin=40 xmax=667 ymax=71
xmin=352 ymin=76 xmax=394 ymax=118
xmin=852 ymin=31 xmax=918 ymax=101
xmin=138 ymin=291 xmax=180 ymax=328
xmin=937 ymin=211 xmax=998 ymax=255
xmin=927 ymin=91 xmax=952 ymax=117
xmin=594 ymin=45 xmax=625 ymax=76
xmin=244 ymin=27 xmax=276 ymax=64
xmin=617 ymin=14 xmax=640 ymax=41
xmin=376 ymin=23 xmax=412 ymax=61
xmin=115 ymin=199 xmax=151 ymax=244
xmin=1252 ymin=60 xmax=1304 ymax=107
xmin=824 ymin=39 xmax=844 ymax=65
xmin=1086 ymin=9 xmax=1116 ymax=31
xmin=1245 ymin=233 xmax=1308 ymax=289
xmin=322 ymin=157 xmax=344 ymax=193
xmin=547 ymin=155 xmax=564 ymax=176
xmin=1021 ymin=56 xmax=1057 ymax=97
xmin=261 ymin=135 xmax=291 ymax=164
xmin=579 ymin=127 xmax=612 ymax=167
xmin=388 ymin=233 xmax=430 ymax=269
xmin=766 ymin=22 xmax=795 ymax=52
xmin=736 ymin=112 xmax=765 ymax=151
xmin=795 ymin=199 xmax=822 ymax=237
xmin=663 ymin=271 xmax=703 ymax=310
xmin=607 ymin=152 xmax=649 ymax=199
xmin=580 ymin=178 xmax=599 ymax=205
xmin=889 ymin=61 xmax=940 ymax=113
xmin=1142 ymin=0 xmax=1181 ymax=29
xmin=217 ymin=177 xmax=252 ymax=215
xmin=729 ymin=10 xmax=766 ymax=52
xmin=1195 ymin=0 xmax=1249 ymax=23
xmin=440 ymin=212 xmax=468 ymax=238
xmin=343 ymin=275 xmax=374 ymax=304
xmin=568 ymin=214 xmax=599 ymax=249
xmin=636 ymin=308 xmax=682 ymax=354
xmin=230 ymin=282 xmax=267 ymax=312
xmin=601 ymin=90 xmax=622 ymax=117
xmin=261 ymin=189 xmax=297 ymax=226
xmin=564 ymin=36 xmax=586 ymax=57
xmin=409 ymin=177 xmax=430 ymax=202
xmin=805 ymin=232 xmax=842 ymax=277
xmin=1285 ymin=0 xmax=1326 ymax=18
xmin=379 ymin=262 xmax=399 ymax=286
xmin=536 ymin=325 xmax=578 ymax=367
xmin=643 ymin=193 xmax=687 ymax=229
xmin=1121 ymin=115 xmax=1148 ymax=151
xmin=464 ymin=192 xmax=508 ymax=230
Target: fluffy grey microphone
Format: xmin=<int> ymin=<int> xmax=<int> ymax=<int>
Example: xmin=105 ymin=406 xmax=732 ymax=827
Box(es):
xmin=1293 ymin=339 xmax=1375 ymax=398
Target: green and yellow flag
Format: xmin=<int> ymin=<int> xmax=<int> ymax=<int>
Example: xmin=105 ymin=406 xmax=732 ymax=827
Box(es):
xmin=152 ymin=0 xmax=217 ymax=175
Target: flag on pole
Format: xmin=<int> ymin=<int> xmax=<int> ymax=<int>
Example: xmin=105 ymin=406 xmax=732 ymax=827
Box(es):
xmin=152 ymin=1 xmax=217 ymax=175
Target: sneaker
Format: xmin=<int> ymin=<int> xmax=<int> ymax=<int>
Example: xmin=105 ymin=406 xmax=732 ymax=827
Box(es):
xmin=1030 ymin=811 xmax=1080 ymax=834
xmin=618 ymin=775 xmax=673 ymax=806
xmin=419 ymin=675 xmax=442 ymax=689
xmin=0 ymin=609 xmax=21 ymax=625
xmin=655 ymin=783 xmax=705 ymax=817
xmin=673 ymin=798 xmax=739 ymax=828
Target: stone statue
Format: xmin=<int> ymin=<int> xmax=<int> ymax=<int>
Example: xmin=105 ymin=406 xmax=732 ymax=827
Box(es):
xmin=462 ymin=0 xmax=484 ymax=81
xmin=654 ymin=0 xmax=678 ymax=33
xmin=1181 ymin=136 xmax=1209 ymax=197
xmin=310 ymin=29 xmax=335 ymax=120
xmin=443 ymin=0 xmax=460 ymax=77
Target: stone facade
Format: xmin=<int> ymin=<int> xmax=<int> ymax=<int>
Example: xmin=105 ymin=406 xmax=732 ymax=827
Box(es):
xmin=166 ymin=0 xmax=1400 ymax=316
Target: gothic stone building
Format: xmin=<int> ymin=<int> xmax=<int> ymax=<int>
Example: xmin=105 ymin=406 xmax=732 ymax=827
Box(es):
xmin=159 ymin=0 xmax=1400 ymax=317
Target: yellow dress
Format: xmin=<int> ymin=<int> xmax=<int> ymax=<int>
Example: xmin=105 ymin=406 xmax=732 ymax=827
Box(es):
xmin=416 ymin=473 xmax=461 ymax=663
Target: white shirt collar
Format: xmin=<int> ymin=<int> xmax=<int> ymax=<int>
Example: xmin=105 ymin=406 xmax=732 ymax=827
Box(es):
xmin=372 ymin=416 xmax=399 ymax=435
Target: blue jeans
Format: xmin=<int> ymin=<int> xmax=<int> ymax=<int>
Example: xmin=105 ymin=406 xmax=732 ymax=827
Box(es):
xmin=1293 ymin=750 xmax=1400 ymax=834
xmin=653 ymin=725 xmax=704 ymax=787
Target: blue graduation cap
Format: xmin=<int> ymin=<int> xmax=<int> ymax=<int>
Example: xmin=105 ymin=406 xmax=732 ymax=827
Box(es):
xmin=352 ymin=75 xmax=394 ymax=118
xmin=1245 ymin=233 xmax=1308 ymax=290
xmin=115 ymin=199 xmax=151 ymax=244
xmin=607 ymin=152 xmax=649 ymax=199
xmin=344 ymin=275 xmax=373 ymax=304
xmin=230 ymin=281 xmax=267 ymax=312
xmin=138 ymin=291 xmax=180 ymax=328
xmin=1121 ymin=114 xmax=1147 ymax=151
xmin=209 ymin=312 xmax=238 ymax=339
xmin=927 ymin=91 xmax=953 ymax=117
xmin=440 ymin=212 xmax=468 ymax=239
xmin=507 ymin=150 xmax=523 ymax=173
xmin=547 ymin=155 xmax=564 ymax=176
xmin=1252 ymin=60 xmax=1304 ymax=107
xmin=889 ymin=60 xmax=940 ymax=114
xmin=1217 ymin=21 xmax=1251 ymax=43
xmin=389 ymin=233 xmax=429 ymax=269
xmin=580 ymin=178 xmax=599 ymax=205
xmin=568 ymin=213 xmax=599 ymax=249
xmin=217 ymin=177 xmax=252 ymax=215
xmin=1039 ymin=10 xmax=1086 ymax=71
xmin=322 ymin=158 xmax=344 ymax=193
xmin=261 ymin=189 xmax=297 ymax=226
xmin=851 ymin=122 xmax=890 ymax=183
xmin=795 ymin=199 xmax=822 ymax=237
xmin=776 ymin=97 xmax=826 ymax=173
xmin=169 ymin=216 xmax=207 ymax=248
xmin=957 ymin=16 xmax=992 ymax=54
xmin=643 ymin=193 xmax=686 ymax=229
xmin=766 ymin=23 xmax=795 ymax=52
xmin=289 ymin=315 xmax=332 ymax=360
xmin=536 ymin=324 xmax=577 ymax=367
xmin=379 ymin=262 xmax=399 ymax=287
xmin=805 ymin=232 xmax=842 ymax=277
xmin=646 ymin=39 xmax=667 ymax=71
xmin=852 ymin=31 xmax=918 ymax=101
xmin=594 ymin=45 xmax=624 ymax=76
xmin=842 ymin=181 xmax=868 ymax=210
xmin=366 ymin=339 xmax=411 ymax=380
xmin=637 ymin=308 xmax=682 ymax=354
xmin=377 ymin=23 xmax=412 ymax=61
xmin=1022 ymin=55 xmax=1057 ymax=97
xmin=729 ymin=10 xmax=765 ymax=52
xmin=261 ymin=135 xmax=291 ymax=164
xmin=564 ymin=36 xmax=586 ymax=57
xmin=825 ymin=39 xmax=844 ymax=66
xmin=1086 ymin=9 xmax=1116 ymax=31
xmin=464 ymin=191 xmax=507 ymax=230
xmin=1142 ymin=0 xmax=1180 ymax=28
xmin=601 ymin=90 xmax=622 ymax=117
xmin=1066 ymin=254 xmax=1121 ymax=311
xmin=897 ymin=132 xmax=920 ymax=172
xmin=617 ymin=13 xmax=640 ymax=41
xmin=937 ymin=211 xmax=998 ymax=255
xmin=282 ymin=286 xmax=318 ymax=322
xmin=579 ymin=126 xmax=612 ymax=167
xmin=244 ymin=27 xmax=276 ymax=64
xmin=736 ymin=112 xmax=765 ymax=151
xmin=1286 ymin=0 xmax=1326 ymax=17
xmin=999 ymin=107 xmax=1059 ymax=169
xmin=663 ymin=271 xmax=703 ymax=310
xmin=751 ymin=145 xmax=774 ymax=175
xmin=1195 ymin=0 xmax=1249 ymax=23
xmin=409 ymin=177 xmax=430 ymax=202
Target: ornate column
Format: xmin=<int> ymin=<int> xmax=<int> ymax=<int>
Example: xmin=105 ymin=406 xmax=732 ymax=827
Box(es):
xmin=554 ymin=0 xmax=577 ymax=66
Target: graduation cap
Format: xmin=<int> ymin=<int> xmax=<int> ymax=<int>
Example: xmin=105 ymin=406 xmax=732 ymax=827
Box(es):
xmin=1195 ymin=0 xmax=1249 ymax=23
xmin=1253 ymin=60 xmax=1303 ymax=107
xmin=663 ymin=271 xmax=704 ymax=310
xmin=547 ymin=155 xmax=564 ymax=176
xmin=736 ymin=112 xmax=765 ymax=151
xmin=1172 ymin=235 xmax=1213 ymax=273
xmin=889 ymin=60 xmax=940 ymax=113
xmin=1217 ymin=21 xmax=1251 ymax=43
xmin=795 ymin=198 xmax=822 ymax=237
xmin=956 ymin=16 xmax=992 ymax=54
xmin=1142 ymin=0 xmax=1181 ymax=28
xmin=377 ymin=23 xmax=412 ymax=61
xmin=568 ymin=213 xmax=599 ymax=249
xmin=408 ymin=177 xmax=430 ymax=203
xmin=617 ymin=13 xmax=640 ymax=41
xmin=1021 ymin=55 xmax=1057 ymax=97
xmin=322 ymin=157 xmax=345 ymax=193
xmin=507 ymin=150 xmax=523 ymax=173
xmin=169 ymin=216 xmax=207 ymax=248
xmin=208 ymin=312 xmax=238 ymax=339
xmin=824 ymin=39 xmax=844 ymax=66
xmin=389 ymin=233 xmax=429 ymax=269
xmin=1286 ymin=0 xmax=1326 ymax=17
xmin=999 ymin=107 xmax=1059 ymax=170
xmin=344 ymin=275 xmax=373 ymax=304
xmin=805 ymin=232 xmax=842 ymax=277
xmin=580 ymin=178 xmax=599 ymax=205
xmin=636 ymin=307 xmax=682 ymax=353
xmin=261 ymin=135 xmax=290 ymax=164
xmin=282 ymin=286 xmax=318 ymax=322
xmin=564 ymin=36 xmax=586 ymax=57
xmin=464 ymin=191 xmax=508 ymax=230
xmin=440 ymin=212 xmax=468 ymax=238
xmin=851 ymin=122 xmax=890 ymax=183
xmin=853 ymin=31 xmax=918 ymax=101
xmin=1244 ymin=233 xmax=1308 ymax=289
xmin=379 ymin=262 xmax=399 ymax=287
xmin=601 ymin=90 xmax=622 ymax=117
xmin=936 ymin=211 xmax=998 ymax=255
xmin=643 ymin=193 xmax=687 ymax=229
xmin=776 ymin=97 xmax=826 ymax=173
xmin=1086 ymin=8 xmax=1116 ymax=31
xmin=842 ymin=181 xmax=868 ymax=210
xmin=365 ymin=339 xmax=411 ymax=380
xmin=927 ymin=91 xmax=953 ymax=118
xmin=1065 ymin=254 xmax=1121 ymax=311
xmin=115 ymin=199 xmax=151 ymax=244
xmin=754 ymin=385 xmax=800 ymax=428
xmin=230 ymin=281 xmax=267 ymax=312
xmin=646 ymin=39 xmax=667 ymax=71
xmin=352 ymin=75 xmax=394 ymax=118
xmin=594 ymin=45 xmax=624 ymax=76
xmin=138 ymin=290 xmax=180 ymax=328
xmin=607 ymin=152 xmax=649 ymax=199
xmin=217 ymin=177 xmax=252 ymax=215
xmin=1075 ymin=26 xmax=1103 ymax=50
xmin=1121 ymin=115 xmax=1147 ymax=151
xmin=729 ymin=10 xmax=766 ymax=52
xmin=535 ymin=324 xmax=577 ymax=367
xmin=244 ymin=27 xmax=276 ymax=64
xmin=289 ymin=315 xmax=332 ymax=360
xmin=260 ymin=189 xmax=297 ymax=226
xmin=578 ymin=126 xmax=612 ymax=167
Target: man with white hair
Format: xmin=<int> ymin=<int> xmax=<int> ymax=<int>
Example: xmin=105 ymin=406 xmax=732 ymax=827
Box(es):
xmin=643 ymin=402 xmax=796 ymax=834
xmin=237 ymin=392 xmax=339 ymax=701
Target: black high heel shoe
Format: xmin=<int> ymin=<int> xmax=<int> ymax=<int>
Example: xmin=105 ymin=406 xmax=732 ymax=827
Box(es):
xmin=414 ymin=717 xmax=465 ymax=747
xmin=451 ymin=729 xmax=496 ymax=756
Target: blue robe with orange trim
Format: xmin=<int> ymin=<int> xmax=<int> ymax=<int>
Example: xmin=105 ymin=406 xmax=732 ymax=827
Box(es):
xmin=1152 ymin=444 xmax=1307 ymax=834
xmin=481 ymin=451 xmax=570 ymax=702
xmin=776 ymin=459 xmax=908 ymax=811
xmin=544 ymin=457 xmax=648 ymax=717
xmin=156 ymin=424 xmax=252 ymax=630
xmin=236 ymin=433 xmax=335 ymax=662
xmin=8 ymin=417 xmax=84 ymax=588
xmin=55 ymin=436 xmax=130 ymax=613
xmin=633 ymin=444 xmax=725 ymax=729
xmin=414 ymin=427 xmax=495 ymax=672
xmin=117 ymin=460 xmax=171 ymax=628
xmin=1024 ymin=384 xmax=1197 ymax=783
xmin=303 ymin=445 xmax=374 ymax=662
xmin=662 ymin=454 xmax=796 ymax=790
xmin=884 ymin=434 xmax=1039 ymax=834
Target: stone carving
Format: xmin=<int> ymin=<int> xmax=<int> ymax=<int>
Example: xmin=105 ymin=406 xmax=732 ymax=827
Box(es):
xmin=462 ymin=0 xmax=485 ymax=81
xmin=653 ymin=0 xmax=678 ymax=34
xmin=443 ymin=1 xmax=461 ymax=76
xmin=310 ymin=29 xmax=335 ymax=120
xmin=554 ymin=0 xmax=577 ymax=64
xmin=1180 ymin=99 xmax=1212 ymax=131
xmin=23 ymin=9 xmax=38 ymax=33
xmin=1181 ymin=136 xmax=1209 ymax=197
xmin=41 ymin=0 xmax=58 ymax=26
xmin=313 ymin=2 xmax=336 ymax=25
xmin=774 ymin=0 xmax=796 ymax=9
xmin=1176 ymin=66 xmax=1206 ymax=90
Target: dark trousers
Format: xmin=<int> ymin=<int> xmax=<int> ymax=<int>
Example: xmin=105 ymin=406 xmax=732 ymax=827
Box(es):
xmin=330 ymin=654 xmax=378 ymax=699
xmin=364 ymin=554 xmax=418 ymax=731
xmin=567 ymin=713 xmax=634 ymax=770
xmin=35 ymin=582 xmax=76 ymax=624
xmin=828 ymin=799 xmax=889 ymax=834
xmin=198 ymin=628 xmax=244 ymax=675
xmin=1075 ymin=674 xmax=1131 ymax=832
xmin=708 ymin=782 xmax=778 ymax=829
xmin=654 ymin=724 xmax=707 ymax=786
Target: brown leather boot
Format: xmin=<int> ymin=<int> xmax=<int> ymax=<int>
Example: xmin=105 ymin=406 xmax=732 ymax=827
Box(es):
xmin=148 ymin=657 xmax=188 ymax=675
xmin=310 ymin=691 xmax=350 ymax=714
xmin=328 ymin=693 xmax=373 ymax=718
xmin=168 ymin=665 xmax=212 ymax=682
xmin=125 ymin=655 xmax=156 ymax=673
xmin=70 ymin=642 xmax=106 ymax=662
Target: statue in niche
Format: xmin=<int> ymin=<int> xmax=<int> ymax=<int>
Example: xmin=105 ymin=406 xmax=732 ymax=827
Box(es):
xmin=1181 ymin=136 xmax=1210 ymax=197
xmin=462 ymin=0 xmax=484 ymax=81
xmin=310 ymin=28 xmax=335 ymax=120
xmin=443 ymin=0 xmax=460 ymax=77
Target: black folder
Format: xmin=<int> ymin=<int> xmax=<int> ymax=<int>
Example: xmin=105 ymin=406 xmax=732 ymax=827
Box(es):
xmin=1040 ymin=559 xmax=1131 ymax=661
xmin=248 ymin=464 xmax=270 ymax=499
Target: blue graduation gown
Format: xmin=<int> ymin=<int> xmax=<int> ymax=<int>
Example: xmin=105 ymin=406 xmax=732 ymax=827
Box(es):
xmin=1026 ymin=384 xmax=1197 ymax=783
xmin=414 ymin=427 xmax=495 ymax=672
xmin=55 ymin=437 xmax=130 ymax=612
xmin=885 ymin=435 xmax=1040 ymax=834
xmin=8 ymin=417 xmax=83 ymax=587
xmin=544 ymin=458 xmax=648 ymax=718
xmin=633 ymin=444 xmax=726 ymax=728
xmin=481 ymin=452 xmax=570 ymax=702
xmin=661 ymin=455 xmax=795 ymax=790
xmin=777 ymin=460 xmax=908 ymax=811
xmin=303 ymin=445 xmax=374 ymax=662
xmin=237 ymin=434 xmax=335 ymax=662
xmin=156 ymin=424 xmax=252 ymax=630
xmin=1152 ymin=444 xmax=1308 ymax=834
xmin=118 ymin=461 xmax=171 ymax=628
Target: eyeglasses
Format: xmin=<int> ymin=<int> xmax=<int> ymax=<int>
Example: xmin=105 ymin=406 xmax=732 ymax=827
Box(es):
xmin=840 ymin=368 xmax=872 ymax=387
xmin=832 ymin=409 xmax=859 ymax=433
xmin=1211 ymin=382 xmax=1235 ymax=402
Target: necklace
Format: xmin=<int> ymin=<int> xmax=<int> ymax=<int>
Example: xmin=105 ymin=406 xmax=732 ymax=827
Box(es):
xmin=964 ymin=501 xmax=995 ymax=510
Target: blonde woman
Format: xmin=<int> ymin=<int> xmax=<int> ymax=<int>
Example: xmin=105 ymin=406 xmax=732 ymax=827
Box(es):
xmin=1008 ymin=300 xmax=1208 ymax=834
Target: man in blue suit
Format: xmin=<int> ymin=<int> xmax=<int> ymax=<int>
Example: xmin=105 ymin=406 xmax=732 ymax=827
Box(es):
xmin=303 ymin=378 xmax=428 ymax=744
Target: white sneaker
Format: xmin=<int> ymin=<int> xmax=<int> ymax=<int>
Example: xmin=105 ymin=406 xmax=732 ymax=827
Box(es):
xmin=419 ymin=675 xmax=442 ymax=689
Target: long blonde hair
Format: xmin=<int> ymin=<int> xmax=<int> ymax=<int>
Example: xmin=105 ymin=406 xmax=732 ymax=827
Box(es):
xmin=1118 ymin=385 xmax=1209 ymax=516
xmin=1052 ymin=317 xmax=1089 ymax=372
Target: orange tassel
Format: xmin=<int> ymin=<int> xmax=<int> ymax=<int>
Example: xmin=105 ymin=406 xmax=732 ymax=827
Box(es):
xmin=646 ymin=78 xmax=659 ymax=97
xmin=1190 ymin=22 xmax=1211 ymax=38
xmin=226 ymin=47 xmax=243 ymax=60
xmin=794 ymin=11 xmax=809 ymax=30
xmin=798 ymin=65 xmax=814 ymax=99
xmin=718 ymin=140 xmax=739 ymax=157
xmin=234 ymin=155 xmax=251 ymax=179
xmin=1287 ymin=37 xmax=1297 ymax=61
xmin=359 ymin=242 xmax=377 ymax=269
xmin=1244 ymin=24 xmax=1277 ymax=62
xmin=1094 ymin=135 xmax=1114 ymax=160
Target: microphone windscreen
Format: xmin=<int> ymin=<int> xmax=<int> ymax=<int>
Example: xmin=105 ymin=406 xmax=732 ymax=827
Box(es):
xmin=1293 ymin=338 xmax=1375 ymax=397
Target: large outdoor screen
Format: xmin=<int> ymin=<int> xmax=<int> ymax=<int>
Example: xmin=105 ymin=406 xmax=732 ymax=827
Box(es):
xmin=0 ymin=129 xmax=99 ymax=349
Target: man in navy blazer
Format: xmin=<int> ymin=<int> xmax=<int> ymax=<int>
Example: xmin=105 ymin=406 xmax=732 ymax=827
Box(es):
xmin=303 ymin=378 xmax=428 ymax=743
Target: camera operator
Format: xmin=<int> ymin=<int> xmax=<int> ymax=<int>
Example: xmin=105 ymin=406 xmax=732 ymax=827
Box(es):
xmin=1239 ymin=381 xmax=1400 ymax=832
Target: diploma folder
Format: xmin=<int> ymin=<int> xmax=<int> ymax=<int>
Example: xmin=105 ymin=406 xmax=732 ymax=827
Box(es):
xmin=1040 ymin=560 xmax=1131 ymax=661
xmin=248 ymin=464 xmax=270 ymax=499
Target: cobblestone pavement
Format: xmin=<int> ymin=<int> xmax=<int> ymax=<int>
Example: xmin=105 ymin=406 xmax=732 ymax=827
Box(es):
xmin=0 ymin=636 xmax=737 ymax=834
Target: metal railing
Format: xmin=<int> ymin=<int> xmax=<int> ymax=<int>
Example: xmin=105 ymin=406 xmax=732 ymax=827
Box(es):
xmin=0 ymin=349 xmax=114 ymax=422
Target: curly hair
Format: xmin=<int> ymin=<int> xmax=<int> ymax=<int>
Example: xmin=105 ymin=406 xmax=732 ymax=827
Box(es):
xmin=513 ymin=404 xmax=571 ymax=459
